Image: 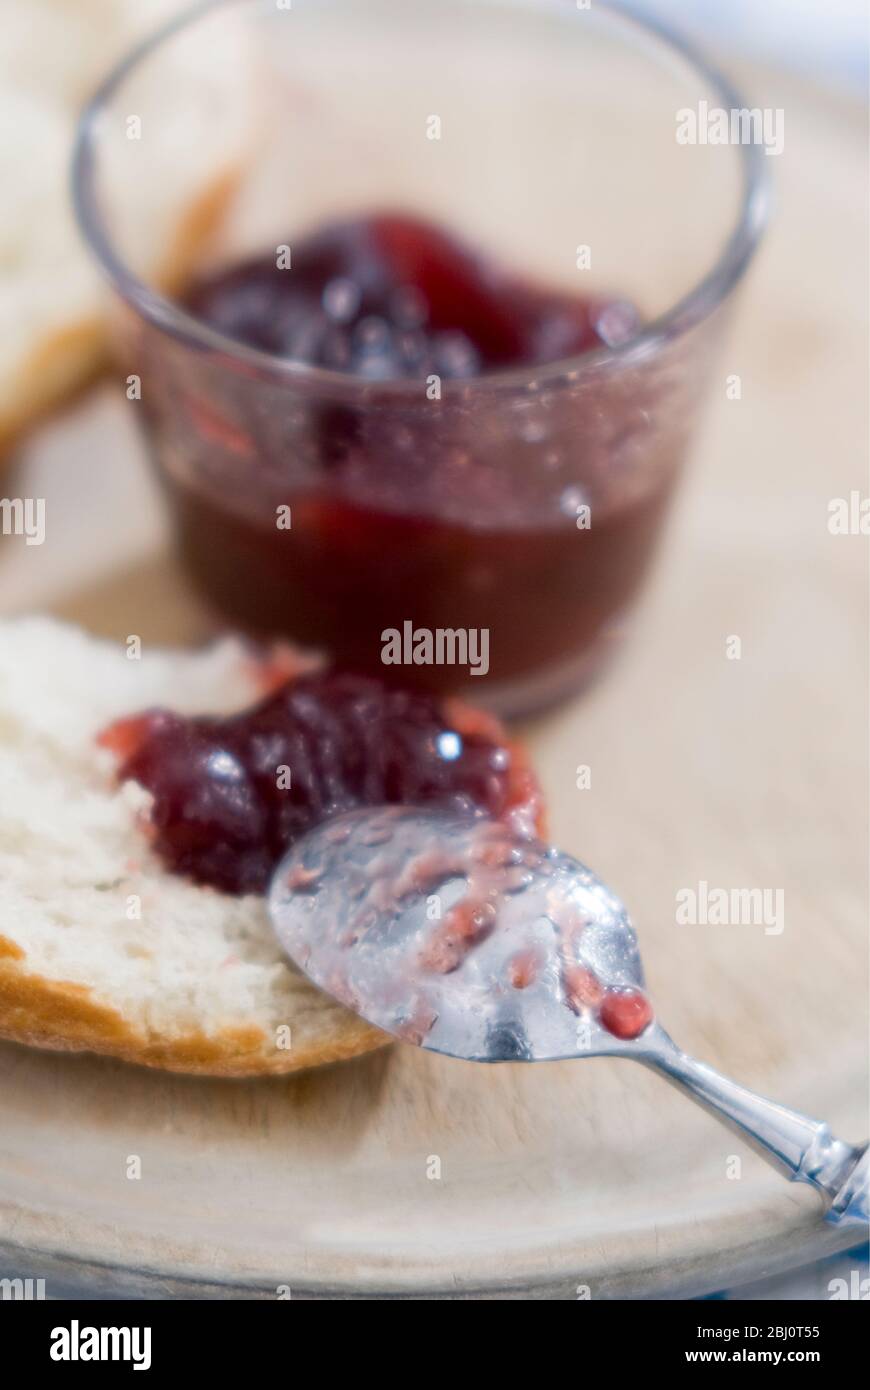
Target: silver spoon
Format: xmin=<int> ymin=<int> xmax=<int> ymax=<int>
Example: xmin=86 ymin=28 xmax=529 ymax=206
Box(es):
xmin=269 ymin=806 xmax=868 ymax=1229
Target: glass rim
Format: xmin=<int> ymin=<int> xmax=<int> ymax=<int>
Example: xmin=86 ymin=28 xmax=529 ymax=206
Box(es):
xmin=72 ymin=0 xmax=771 ymax=396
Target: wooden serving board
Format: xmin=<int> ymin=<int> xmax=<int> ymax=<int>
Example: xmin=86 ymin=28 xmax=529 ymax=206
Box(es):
xmin=0 ymin=66 xmax=866 ymax=1298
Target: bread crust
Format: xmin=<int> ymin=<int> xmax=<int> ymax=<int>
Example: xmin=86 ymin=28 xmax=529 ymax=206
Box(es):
xmin=0 ymin=937 xmax=387 ymax=1077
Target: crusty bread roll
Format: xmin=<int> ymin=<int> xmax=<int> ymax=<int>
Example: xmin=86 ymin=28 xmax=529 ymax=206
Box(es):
xmin=0 ymin=617 xmax=386 ymax=1076
xmin=0 ymin=0 xmax=243 ymax=454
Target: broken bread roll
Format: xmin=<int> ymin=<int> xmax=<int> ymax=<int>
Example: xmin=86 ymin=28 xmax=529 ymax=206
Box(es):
xmin=0 ymin=0 xmax=248 ymax=454
xmin=0 ymin=617 xmax=385 ymax=1076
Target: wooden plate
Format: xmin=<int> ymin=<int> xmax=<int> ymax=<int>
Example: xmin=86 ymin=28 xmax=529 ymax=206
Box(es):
xmin=0 ymin=67 xmax=866 ymax=1299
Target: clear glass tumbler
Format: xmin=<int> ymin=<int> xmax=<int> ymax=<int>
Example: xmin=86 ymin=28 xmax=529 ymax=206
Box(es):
xmin=74 ymin=0 xmax=768 ymax=716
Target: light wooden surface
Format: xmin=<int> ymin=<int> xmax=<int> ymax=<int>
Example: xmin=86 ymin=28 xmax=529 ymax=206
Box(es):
xmin=0 ymin=65 xmax=866 ymax=1298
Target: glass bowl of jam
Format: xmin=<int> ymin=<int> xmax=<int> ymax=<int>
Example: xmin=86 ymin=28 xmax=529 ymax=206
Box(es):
xmin=74 ymin=0 xmax=768 ymax=715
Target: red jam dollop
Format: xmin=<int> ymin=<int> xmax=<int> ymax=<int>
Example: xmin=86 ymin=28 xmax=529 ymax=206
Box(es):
xmin=100 ymin=671 xmax=541 ymax=896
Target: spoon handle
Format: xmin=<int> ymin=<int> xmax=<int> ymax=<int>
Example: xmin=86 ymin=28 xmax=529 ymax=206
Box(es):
xmin=646 ymin=1041 xmax=868 ymax=1228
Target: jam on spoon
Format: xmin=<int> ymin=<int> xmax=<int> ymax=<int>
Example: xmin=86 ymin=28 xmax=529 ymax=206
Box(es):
xmin=268 ymin=805 xmax=869 ymax=1229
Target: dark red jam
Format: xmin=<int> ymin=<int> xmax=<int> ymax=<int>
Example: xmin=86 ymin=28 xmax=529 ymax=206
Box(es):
xmin=158 ymin=213 xmax=678 ymax=707
xmin=184 ymin=213 xmax=620 ymax=378
xmin=100 ymin=671 xmax=541 ymax=896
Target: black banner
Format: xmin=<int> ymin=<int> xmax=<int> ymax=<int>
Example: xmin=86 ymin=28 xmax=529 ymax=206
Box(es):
xmin=1 ymin=1294 xmax=866 ymax=1373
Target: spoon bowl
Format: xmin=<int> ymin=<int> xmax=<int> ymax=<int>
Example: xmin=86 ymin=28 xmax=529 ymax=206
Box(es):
xmin=270 ymin=806 xmax=654 ymax=1062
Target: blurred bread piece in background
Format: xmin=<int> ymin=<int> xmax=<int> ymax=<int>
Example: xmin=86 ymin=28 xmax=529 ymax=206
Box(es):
xmin=0 ymin=0 xmax=249 ymax=455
